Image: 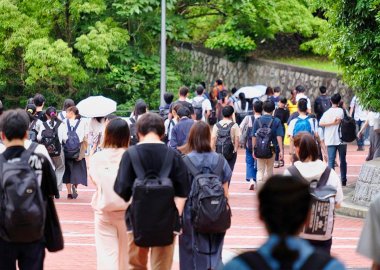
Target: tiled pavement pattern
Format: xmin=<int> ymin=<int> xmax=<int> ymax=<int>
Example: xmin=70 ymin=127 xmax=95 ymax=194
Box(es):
xmin=45 ymin=145 xmax=373 ymax=269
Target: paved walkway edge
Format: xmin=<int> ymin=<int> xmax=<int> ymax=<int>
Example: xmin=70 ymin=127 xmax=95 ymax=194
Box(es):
xmin=336 ymin=185 xmax=368 ymax=219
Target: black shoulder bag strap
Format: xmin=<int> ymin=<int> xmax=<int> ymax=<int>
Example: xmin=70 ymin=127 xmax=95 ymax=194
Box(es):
xmin=301 ymin=251 xmax=333 ymax=270
xmin=183 ymin=156 xmax=201 ymax=178
xmin=28 ymin=142 xmax=39 ymax=153
xmin=287 ymin=165 xmax=307 ymax=182
xmin=317 ymin=167 xmax=331 ymax=188
xmin=238 ymin=251 xmax=272 ymax=270
xmin=127 ymin=146 xmax=146 ymax=180
xmin=267 ymin=117 xmax=274 ymax=128
xmin=43 ymin=122 xmax=52 ymax=131
xmin=130 ymin=117 xmax=136 ymax=124
xmin=158 ymin=149 xmax=174 ymax=178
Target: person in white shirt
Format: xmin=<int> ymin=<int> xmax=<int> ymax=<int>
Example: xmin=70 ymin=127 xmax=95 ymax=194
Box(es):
xmin=350 ymin=96 xmax=368 ymax=151
xmin=284 ymin=132 xmax=343 ymax=254
xmin=358 ymin=111 xmax=380 ymax=161
xmin=319 ymin=93 xmax=347 ymax=186
xmin=192 ymin=85 xmax=212 ymax=122
xmin=58 ymin=99 xmax=75 ymax=121
xmin=295 ymin=85 xmax=311 ymax=114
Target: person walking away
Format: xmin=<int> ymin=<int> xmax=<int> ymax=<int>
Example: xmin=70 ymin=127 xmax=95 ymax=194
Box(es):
xmin=62 ymin=106 xmax=88 ymax=199
xmin=295 ymin=85 xmax=312 ymax=114
xmin=170 ymin=107 xmax=195 ymax=151
xmin=314 ymin=86 xmax=331 ymax=122
xmin=208 ymin=90 xmax=218 ymax=126
xmin=358 ymin=111 xmax=380 ymax=161
xmin=269 ymin=86 xmax=281 ymax=108
xmin=213 ymin=79 xmax=227 ymax=100
xmin=38 ymin=107 xmax=68 ymax=198
xmin=273 ymin=96 xmax=289 ymax=167
xmin=287 ymin=89 xmax=298 ymax=115
xmin=26 ymin=103 xmax=42 ymax=143
xmin=58 ymin=99 xmax=75 ymax=121
xmin=229 ymin=87 xmax=238 ymax=104
xmin=223 ymin=174 xmax=345 ymax=270
xmin=287 ymin=98 xmax=319 ymax=163
xmin=239 ymin=101 xmax=263 ymax=190
xmin=260 ymin=86 xmax=274 ymax=102
xmin=114 ymin=113 xmax=190 ymax=270
xmin=169 ymin=86 xmax=195 ymax=120
xmin=284 ymin=133 xmax=343 ymax=255
xmin=0 ymin=109 xmax=59 ymax=270
xmin=251 ymin=100 xmax=284 ymax=187
xmin=164 ymin=103 xmax=181 ymax=146
xmin=128 ymin=100 xmax=147 ymax=146
xmin=212 ymin=106 xmax=240 ymax=172
xmin=350 ymin=95 xmax=369 ymax=151
xmin=159 ymin=93 xmax=174 ymax=121
xmin=88 ymin=117 xmax=106 ymax=155
xmin=319 ymin=93 xmax=348 ymax=186
xmin=234 ymin=92 xmax=250 ymax=125
xmin=89 ymin=118 xmax=130 ymax=270
xmin=216 ymin=90 xmax=234 ymax=122
xmin=33 ymin=93 xmax=47 ymax=122
xmin=192 ymin=85 xmax=212 ymax=122
xmin=357 ymin=193 xmax=380 ymax=270
xmin=179 ymin=122 xmax=232 ymax=270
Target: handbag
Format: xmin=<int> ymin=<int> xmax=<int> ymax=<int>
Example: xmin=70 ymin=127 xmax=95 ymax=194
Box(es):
xmin=44 ymin=197 xmax=64 ymax=252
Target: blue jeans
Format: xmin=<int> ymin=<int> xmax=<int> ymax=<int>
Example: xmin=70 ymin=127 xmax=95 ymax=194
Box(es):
xmin=245 ymin=147 xmax=257 ymax=181
xmin=356 ymin=120 xmax=365 ymax=147
xmin=327 ymin=144 xmax=347 ymax=182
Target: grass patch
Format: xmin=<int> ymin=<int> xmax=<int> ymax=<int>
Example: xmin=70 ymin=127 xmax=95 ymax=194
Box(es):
xmin=272 ymin=57 xmax=341 ymax=73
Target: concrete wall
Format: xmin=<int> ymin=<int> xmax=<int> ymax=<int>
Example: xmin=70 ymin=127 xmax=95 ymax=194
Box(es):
xmin=178 ymin=45 xmax=353 ymax=106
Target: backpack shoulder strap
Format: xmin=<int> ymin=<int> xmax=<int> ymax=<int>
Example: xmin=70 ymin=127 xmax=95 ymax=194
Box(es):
xmin=300 ymin=251 xmax=333 ymax=270
xmin=238 ymin=251 xmax=271 ymax=270
xmin=29 ymin=119 xmax=37 ymax=130
xmin=268 ymin=117 xmax=274 ymax=128
xmin=317 ymin=167 xmax=331 ymax=188
xmin=130 ymin=117 xmax=136 ymax=124
xmin=159 ymin=150 xmax=174 ymax=178
xmin=216 ymin=123 xmax=222 ymax=129
xmin=20 ymin=142 xmax=39 ymax=161
xmin=73 ymin=119 xmax=81 ymax=131
xmin=287 ymin=165 xmax=306 ymax=182
xmin=183 ymin=156 xmax=201 ymax=177
xmin=258 ymin=118 xmax=263 ymax=128
xmin=43 ymin=122 xmax=50 ymax=130
xmin=60 ymin=112 xmax=64 ymax=119
xmin=227 ymin=122 xmax=235 ymax=129
xmin=128 ymin=146 xmax=146 ymax=179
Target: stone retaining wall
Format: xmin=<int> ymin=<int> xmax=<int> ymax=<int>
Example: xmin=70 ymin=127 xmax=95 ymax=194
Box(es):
xmin=178 ymin=45 xmax=353 ymax=106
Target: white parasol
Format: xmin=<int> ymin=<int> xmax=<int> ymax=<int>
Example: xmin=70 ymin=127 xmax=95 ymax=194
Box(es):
xmin=77 ymin=96 xmax=117 ymax=117
xmin=234 ymin=85 xmax=267 ymax=99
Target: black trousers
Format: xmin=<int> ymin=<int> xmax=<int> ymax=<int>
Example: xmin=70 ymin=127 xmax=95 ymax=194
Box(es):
xmin=0 ymin=238 xmax=45 ymax=270
xmin=227 ymin=152 xmax=238 ymax=174
xmin=307 ymin=238 xmax=332 ymax=255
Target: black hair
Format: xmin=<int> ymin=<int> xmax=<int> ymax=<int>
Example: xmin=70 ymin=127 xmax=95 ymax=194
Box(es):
xmin=62 ymin=99 xmax=75 ymax=111
xmin=45 ymin=106 xmax=59 ymax=127
xmin=196 ymin=85 xmax=205 ymax=96
xmin=319 ymin=86 xmax=327 ymax=94
xmin=263 ymin=100 xmax=275 ymax=113
xmin=103 ymin=118 xmax=130 ymax=148
xmin=295 ymin=85 xmax=305 ymax=93
xmin=253 ymin=100 xmax=263 ymax=114
xmin=0 ymin=109 xmax=30 ymax=140
xmin=134 ymin=100 xmax=147 ymax=117
xmin=331 ymin=93 xmax=341 ymax=105
xmin=200 ymin=82 xmax=206 ymax=89
xmin=274 ymin=86 xmax=281 ymax=93
xmin=26 ymin=104 xmax=37 ymax=123
xmin=95 ymin=117 xmax=105 ymax=123
xmin=259 ymin=175 xmax=311 ymax=269
xmin=136 ymin=112 xmax=165 ymax=137
xmin=216 ymin=79 xmax=223 ymax=86
xmin=279 ymin=96 xmax=287 ymax=104
xmin=222 ymin=105 xmax=234 ymax=118
xmin=67 ymin=106 xmax=81 ymax=120
xmin=231 ymin=87 xmax=237 ymax=94
xmin=297 ymin=98 xmax=308 ymax=113
xmin=27 ymin=98 xmax=34 ymax=105
xmin=179 ymin=86 xmax=189 ymax=97
xmin=33 ymin=93 xmax=46 ymax=107
xmin=105 ymin=114 xmax=118 ymax=121
xmin=163 ymin=93 xmax=174 ymax=105
xmin=265 ymin=86 xmax=274 ymax=96
xmin=238 ymin=92 xmax=247 ymax=110
xmin=220 ymin=90 xmax=228 ymax=104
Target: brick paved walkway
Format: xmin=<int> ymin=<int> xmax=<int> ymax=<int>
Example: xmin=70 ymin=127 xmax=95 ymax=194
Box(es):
xmin=45 ymin=144 xmax=373 ymax=269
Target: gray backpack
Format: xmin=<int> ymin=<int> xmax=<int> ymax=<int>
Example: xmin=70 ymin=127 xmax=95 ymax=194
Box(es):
xmin=288 ymin=166 xmax=336 ymax=241
xmin=0 ymin=143 xmax=46 ymax=243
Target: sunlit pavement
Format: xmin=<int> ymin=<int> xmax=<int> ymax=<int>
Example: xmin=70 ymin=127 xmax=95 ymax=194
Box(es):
xmin=45 ymin=144 xmax=373 ymax=269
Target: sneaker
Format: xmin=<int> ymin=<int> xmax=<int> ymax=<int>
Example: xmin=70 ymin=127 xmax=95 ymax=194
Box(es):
xmin=279 ymin=160 xmax=285 ymax=167
xmin=274 ymin=161 xmax=280 ymax=168
xmin=72 ymin=185 xmax=78 ymax=199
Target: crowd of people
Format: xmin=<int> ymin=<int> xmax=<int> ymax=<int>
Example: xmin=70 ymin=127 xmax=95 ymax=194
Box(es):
xmin=0 ymin=79 xmax=379 ymax=269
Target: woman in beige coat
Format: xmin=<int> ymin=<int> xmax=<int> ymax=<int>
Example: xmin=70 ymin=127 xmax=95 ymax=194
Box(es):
xmin=89 ymin=118 xmax=130 ymax=270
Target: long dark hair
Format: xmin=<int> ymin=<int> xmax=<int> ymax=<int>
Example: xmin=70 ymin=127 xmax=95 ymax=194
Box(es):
xmin=239 ymin=92 xmax=247 ymax=111
xmin=103 ymin=118 xmax=130 ymax=148
xmin=66 ymin=106 xmax=81 ymax=120
xmin=259 ymin=175 xmax=311 ymax=269
xmin=179 ymin=121 xmax=212 ymax=154
xmin=45 ymin=107 xmax=59 ymax=127
xmin=293 ymin=132 xmax=319 ymax=162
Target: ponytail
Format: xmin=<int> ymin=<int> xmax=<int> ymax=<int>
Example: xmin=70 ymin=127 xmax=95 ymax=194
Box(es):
xmin=272 ymin=236 xmax=299 ymax=269
xmin=49 ymin=111 xmax=57 ymax=127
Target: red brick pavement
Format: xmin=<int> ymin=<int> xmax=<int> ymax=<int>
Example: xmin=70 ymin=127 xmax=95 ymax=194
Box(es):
xmin=45 ymin=145 xmax=373 ymax=269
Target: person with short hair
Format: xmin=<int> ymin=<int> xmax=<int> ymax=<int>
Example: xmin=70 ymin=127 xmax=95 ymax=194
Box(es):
xmin=314 ymin=86 xmax=331 ymax=122
xmin=33 ymin=93 xmax=47 ymax=121
xmin=89 ymin=118 xmax=130 ymax=270
xmin=295 ymin=85 xmax=312 ymax=114
xmin=273 ymin=96 xmax=289 ymax=167
xmin=179 ymin=121 xmax=232 ymax=270
xmin=350 ymin=96 xmax=368 ymax=151
xmin=213 ymin=79 xmax=226 ymax=100
xmin=0 ymin=109 xmax=59 ymax=270
xmin=169 ymin=86 xmax=195 ymax=120
xmin=212 ymin=105 xmax=240 ymax=172
xmin=223 ymin=174 xmax=345 ymax=270
xmin=319 ymin=93 xmax=347 ymax=186
xmin=269 ymin=86 xmax=281 ymax=108
xmin=192 ymin=85 xmax=212 ymax=122
xmin=251 ymin=100 xmax=284 ymax=185
xmin=114 ymin=113 xmax=190 ymax=270
xmin=164 ymin=103 xmax=181 ymax=145
xmin=170 ymin=107 xmax=195 ymax=150
xmin=216 ymin=90 xmax=234 ymax=122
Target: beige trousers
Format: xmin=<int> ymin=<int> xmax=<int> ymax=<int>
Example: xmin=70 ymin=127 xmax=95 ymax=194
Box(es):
xmin=94 ymin=211 xmax=129 ymax=270
xmin=256 ymin=156 xmax=275 ymax=186
xmin=128 ymin=235 xmax=175 ymax=270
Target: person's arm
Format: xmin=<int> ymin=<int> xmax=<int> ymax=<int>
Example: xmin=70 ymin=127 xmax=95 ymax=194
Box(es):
xmin=349 ymin=104 xmax=355 ymax=117
xmin=114 ymin=151 xmax=134 ymax=202
xmin=174 ymin=197 xmax=187 ymax=216
xmin=358 ymin=119 xmax=369 ymax=138
xmin=211 ymin=125 xmax=217 ymax=151
xmin=223 ymin=182 xmax=229 ymax=199
xmin=234 ymin=131 xmax=239 ymax=153
xmin=277 ymin=136 xmax=283 ymax=161
xmin=319 ymin=117 xmax=341 ymax=127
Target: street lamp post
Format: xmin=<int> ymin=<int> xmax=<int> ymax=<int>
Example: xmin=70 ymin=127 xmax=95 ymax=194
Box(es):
xmin=160 ymin=0 xmax=166 ymax=107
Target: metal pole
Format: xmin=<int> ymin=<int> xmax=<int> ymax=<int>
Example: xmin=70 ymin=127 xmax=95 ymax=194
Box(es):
xmin=160 ymin=0 xmax=166 ymax=107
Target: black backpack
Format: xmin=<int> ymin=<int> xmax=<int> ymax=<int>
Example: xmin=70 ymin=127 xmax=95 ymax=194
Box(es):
xmin=128 ymin=147 xmax=178 ymax=247
xmin=0 ymin=143 xmax=46 ymax=243
xmin=192 ymin=97 xmax=205 ymax=120
xmin=254 ymin=118 xmax=274 ymax=159
xmin=41 ymin=121 xmax=62 ymax=157
xmin=159 ymin=108 xmax=170 ymax=121
xmin=317 ymin=96 xmax=331 ymax=117
xmin=215 ymin=122 xmax=235 ymax=160
xmin=208 ymin=102 xmax=217 ymax=125
xmin=339 ymin=109 xmax=357 ymax=143
xmin=238 ymin=250 xmax=334 ymax=270
xmin=28 ymin=119 xmax=38 ymax=142
xmin=129 ymin=117 xmax=138 ymax=146
xmin=183 ymin=155 xmax=231 ymax=234
xmin=63 ymin=120 xmax=81 ymax=160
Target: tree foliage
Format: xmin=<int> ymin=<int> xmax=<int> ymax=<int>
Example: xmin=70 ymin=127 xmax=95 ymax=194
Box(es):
xmin=0 ymin=0 xmax=322 ymax=109
xmin=305 ymin=0 xmax=380 ymax=111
